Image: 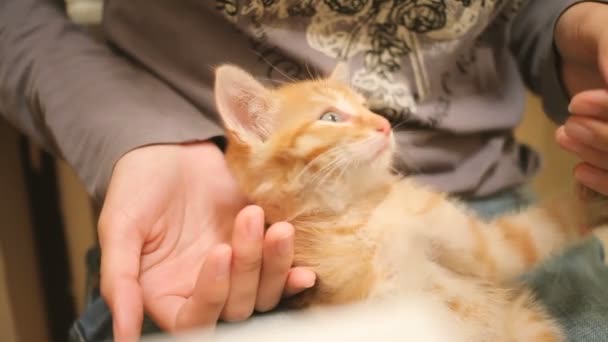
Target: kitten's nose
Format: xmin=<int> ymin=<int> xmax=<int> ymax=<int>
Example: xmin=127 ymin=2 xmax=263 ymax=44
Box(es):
xmin=376 ymin=118 xmax=391 ymax=136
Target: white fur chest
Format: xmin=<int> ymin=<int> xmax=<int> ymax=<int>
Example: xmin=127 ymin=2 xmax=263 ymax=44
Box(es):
xmin=364 ymin=182 xmax=439 ymax=298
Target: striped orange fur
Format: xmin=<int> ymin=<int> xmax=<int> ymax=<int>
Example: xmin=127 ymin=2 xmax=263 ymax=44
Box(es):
xmin=214 ymin=64 xmax=608 ymax=341
xmin=496 ymin=218 xmax=538 ymax=267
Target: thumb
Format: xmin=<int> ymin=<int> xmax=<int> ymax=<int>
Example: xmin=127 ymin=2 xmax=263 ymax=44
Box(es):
xmin=99 ymin=218 xmax=144 ymax=342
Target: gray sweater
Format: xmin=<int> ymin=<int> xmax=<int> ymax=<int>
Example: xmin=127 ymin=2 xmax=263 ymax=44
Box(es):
xmin=1 ymin=0 xmax=604 ymax=201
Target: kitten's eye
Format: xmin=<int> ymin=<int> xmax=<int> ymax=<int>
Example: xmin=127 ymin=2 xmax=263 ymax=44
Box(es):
xmin=319 ymin=111 xmax=343 ymax=123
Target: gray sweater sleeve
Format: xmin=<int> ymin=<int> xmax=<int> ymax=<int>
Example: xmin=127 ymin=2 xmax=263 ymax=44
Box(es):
xmin=510 ymin=0 xmax=608 ymax=124
xmin=0 ymin=0 xmax=223 ymax=200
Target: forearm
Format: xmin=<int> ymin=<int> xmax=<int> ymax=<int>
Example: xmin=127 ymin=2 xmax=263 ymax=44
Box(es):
xmin=0 ymin=0 xmax=223 ymax=200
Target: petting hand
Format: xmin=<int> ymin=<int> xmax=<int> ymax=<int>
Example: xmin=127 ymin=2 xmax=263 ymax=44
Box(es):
xmin=97 ymin=142 xmax=316 ymax=342
xmin=555 ymin=2 xmax=608 ymax=195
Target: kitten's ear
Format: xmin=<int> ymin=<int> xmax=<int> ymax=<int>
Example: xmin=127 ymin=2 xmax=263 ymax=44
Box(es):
xmin=215 ymin=65 xmax=275 ymax=144
xmin=329 ymin=61 xmax=350 ymax=83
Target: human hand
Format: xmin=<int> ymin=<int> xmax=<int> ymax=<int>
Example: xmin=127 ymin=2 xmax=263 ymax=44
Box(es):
xmin=98 ymin=142 xmax=316 ymax=341
xmin=555 ymin=2 xmax=608 ymax=195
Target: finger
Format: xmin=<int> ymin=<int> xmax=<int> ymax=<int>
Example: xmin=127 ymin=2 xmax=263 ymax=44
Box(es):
xmin=174 ymin=244 xmax=232 ymax=331
xmin=255 ymin=222 xmax=295 ymax=312
xmin=98 ymin=218 xmax=144 ymax=342
xmin=569 ymin=89 xmax=608 ymax=118
xmin=557 ymin=125 xmax=608 ymax=169
xmin=283 ymin=267 xmax=317 ymax=298
xmin=145 ymin=245 xmax=232 ymax=332
xmin=564 ymin=117 xmax=608 ymax=152
xmin=221 ymin=205 xmax=264 ymax=321
xmin=600 ymin=34 xmax=608 ymax=85
xmin=575 ymin=163 xmax=608 ymax=196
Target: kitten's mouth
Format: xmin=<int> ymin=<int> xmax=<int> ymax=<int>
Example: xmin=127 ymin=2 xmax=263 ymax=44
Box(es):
xmin=373 ymin=136 xmax=392 ymax=158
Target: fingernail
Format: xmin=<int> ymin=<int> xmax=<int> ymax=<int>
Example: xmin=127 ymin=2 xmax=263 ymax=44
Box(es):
xmin=570 ymin=101 xmax=603 ymax=116
xmin=247 ymin=215 xmax=263 ymax=241
xmin=277 ymin=232 xmax=293 ymax=256
xmin=303 ymin=274 xmax=316 ymax=288
xmin=556 ymin=125 xmax=569 ymax=143
xmin=556 ymin=127 xmax=581 ymax=153
xmin=565 ymin=121 xmax=594 ymax=144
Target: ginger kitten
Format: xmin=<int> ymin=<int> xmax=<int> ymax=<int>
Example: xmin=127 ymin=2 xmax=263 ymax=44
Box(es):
xmin=213 ymin=64 xmax=608 ymax=341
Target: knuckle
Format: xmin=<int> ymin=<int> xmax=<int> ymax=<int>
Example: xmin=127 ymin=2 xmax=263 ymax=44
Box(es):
xmin=97 ymin=209 xmax=138 ymax=243
xmin=234 ymin=253 xmax=262 ymax=273
xmin=599 ymin=180 xmax=608 ymax=193
xmin=99 ymin=280 xmax=115 ymax=304
xmin=166 ymin=323 xmax=180 ymax=334
xmin=203 ymin=293 xmax=227 ymax=308
xmin=589 ymin=151 xmax=608 ymax=169
xmin=263 ymin=255 xmax=291 ymax=275
xmin=97 ymin=208 xmax=123 ymax=233
xmin=222 ymin=306 xmax=254 ymax=322
xmin=99 ymin=283 xmax=110 ymax=301
xmin=591 ymin=130 xmax=608 ymax=147
xmin=255 ymin=301 xmax=278 ymax=313
xmin=96 ymin=217 xmax=112 ymax=243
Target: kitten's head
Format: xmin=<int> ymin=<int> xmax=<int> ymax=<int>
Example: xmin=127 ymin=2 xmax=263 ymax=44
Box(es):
xmin=214 ymin=64 xmax=394 ymax=210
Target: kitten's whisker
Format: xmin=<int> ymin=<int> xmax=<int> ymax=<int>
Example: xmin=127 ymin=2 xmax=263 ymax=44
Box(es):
xmin=308 ymin=147 xmax=351 ymax=187
xmin=390 ymin=120 xmax=409 ymax=131
xmin=297 ymin=143 xmax=347 ymax=178
xmin=318 ymin=136 xmax=374 ymax=185
xmin=304 ymin=62 xmax=321 ymax=82
xmin=313 ymin=155 xmax=349 ymax=191
xmin=253 ymin=50 xmax=297 ymax=83
xmin=292 ymin=146 xmax=344 ymax=188
xmin=256 ymin=77 xmax=289 ymax=85
xmin=392 ymin=147 xmax=421 ymax=175
xmin=292 ymin=134 xmax=381 ymax=192
xmin=310 ymin=151 xmax=346 ymax=183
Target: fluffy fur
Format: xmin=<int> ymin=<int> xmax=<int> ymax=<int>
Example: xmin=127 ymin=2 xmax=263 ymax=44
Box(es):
xmin=213 ymin=64 xmax=608 ymax=341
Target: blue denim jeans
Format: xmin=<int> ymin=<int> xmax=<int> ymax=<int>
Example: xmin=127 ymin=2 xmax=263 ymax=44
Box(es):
xmin=70 ymin=187 xmax=608 ymax=341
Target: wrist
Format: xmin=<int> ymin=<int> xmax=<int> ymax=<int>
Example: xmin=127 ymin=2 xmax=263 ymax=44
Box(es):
xmin=113 ymin=139 xmax=225 ymax=176
xmin=179 ymin=140 xmax=227 ymax=166
xmin=555 ymin=2 xmax=608 ymax=96
xmin=556 ymin=2 xmax=605 ymax=62
xmin=179 ymin=139 xmax=224 ymax=154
